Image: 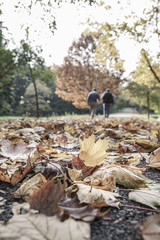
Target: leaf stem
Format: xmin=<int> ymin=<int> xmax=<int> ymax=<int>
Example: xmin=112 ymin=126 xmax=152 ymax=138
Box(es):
xmin=120 ymin=204 xmax=160 ymax=213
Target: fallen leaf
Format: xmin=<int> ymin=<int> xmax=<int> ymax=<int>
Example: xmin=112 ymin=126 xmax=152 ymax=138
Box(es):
xmin=104 ymin=165 xmax=149 ymax=189
xmin=0 ymin=140 xmax=35 ymax=160
xmin=140 ymin=214 xmax=160 ymax=240
xmin=0 ymin=214 xmax=91 ymax=240
xmin=146 ymin=183 xmax=160 ymax=191
xmin=79 ymin=135 xmax=108 ymax=167
xmin=29 ymin=177 xmax=67 ymax=216
xmin=67 ymin=167 xmax=83 ymax=181
xmin=84 ymin=168 xmax=115 ymax=191
xmin=59 ymin=196 xmax=98 ymax=221
xmin=148 ymin=147 xmax=160 ymax=169
xmin=75 ymin=183 xmax=120 ymax=208
xmin=57 ymin=135 xmax=68 ymax=148
xmin=117 ymin=143 xmax=136 ymax=153
xmin=13 ymin=173 xmax=47 ymax=201
xmin=0 ymin=157 xmax=32 ymax=185
xmin=135 ymin=139 xmax=157 ymax=151
xmin=129 ymin=189 xmax=160 ymax=209
xmin=51 ymin=152 xmax=73 ymax=159
xmin=43 ymin=162 xmax=66 ymax=180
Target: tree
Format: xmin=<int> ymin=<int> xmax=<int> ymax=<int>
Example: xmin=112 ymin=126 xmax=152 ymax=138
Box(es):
xmin=87 ymin=0 xmax=160 ymax=84
xmin=55 ymin=33 xmax=124 ymax=108
xmin=23 ymin=80 xmax=52 ymax=117
xmin=125 ymin=81 xmax=160 ymax=118
xmin=0 ymin=22 xmax=17 ymax=114
xmin=17 ymin=40 xmax=46 ymax=118
xmin=0 ymin=0 xmax=95 ymax=35
xmin=115 ymin=0 xmax=160 ymax=83
xmin=133 ymin=50 xmax=160 ymax=88
xmin=11 ymin=74 xmax=31 ymax=115
xmin=126 ymin=50 xmax=160 ymax=118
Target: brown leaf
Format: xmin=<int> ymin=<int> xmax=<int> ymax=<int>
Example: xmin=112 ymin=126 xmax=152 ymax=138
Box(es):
xmin=156 ymin=129 xmax=160 ymax=142
xmin=0 ymin=157 xmax=32 ymax=185
xmin=13 ymin=173 xmax=47 ymax=201
xmin=135 ymin=139 xmax=157 ymax=152
xmin=148 ymin=147 xmax=160 ymax=170
xmin=104 ymin=165 xmax=149 ymax=189
xmin=104 ymin=128 xmax=118 ymax=138
xmin=121 ymin=122 xmax=141 ymax=133
xmin=29 ymin=177 xmax=67 ymax=216
xmin=84 ymin=168 xmax=115 ymax=191
xmin=57 ymin=135 xmax=68 ymax=148
xmin=43 ymin=162 xmax=66 ymax=180
xmin=141 ymin=214 xmax=160 ymax=240
xmin=59 ymin=196 xmax=98 ymax=221
xmin=67 ymin=167 xmax=83 ymax=181
xmin=117 ymin=143 xmax=136 ymax=153
xmin=72 ymin=155 xmax=99 ymax=178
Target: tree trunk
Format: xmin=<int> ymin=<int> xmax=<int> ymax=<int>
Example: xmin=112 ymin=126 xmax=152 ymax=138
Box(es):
xmin=29 ymin=67 xmax=39 ymax=118
xmin=147 ymin=90 xmax=150 ymax=119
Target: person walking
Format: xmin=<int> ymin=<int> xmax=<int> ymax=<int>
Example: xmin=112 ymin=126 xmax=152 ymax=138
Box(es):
xmin=101 ymin=89 xmax=114 ymax=118
xmin=87 ymin=88 xmax=100 ymax=118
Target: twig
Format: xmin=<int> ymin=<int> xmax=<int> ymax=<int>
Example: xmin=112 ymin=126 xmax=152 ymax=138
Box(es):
xmin=120 ymin=204 xmax=160 ymax=213
xmin=144 ymin=173 xmax=160 ymax=181
xmin=89 ymin=179 xmax=93 ymax=192
xmin=133 ymin=144 xmax=146 ymax=160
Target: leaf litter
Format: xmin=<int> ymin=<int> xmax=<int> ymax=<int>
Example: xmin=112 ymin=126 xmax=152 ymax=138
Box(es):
xmin=0 ymin=117 xmax=160 ymax=239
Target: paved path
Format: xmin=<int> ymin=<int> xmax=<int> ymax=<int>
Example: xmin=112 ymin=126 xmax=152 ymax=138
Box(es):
xmin=110 ymin=107 xmax=138 ymax=118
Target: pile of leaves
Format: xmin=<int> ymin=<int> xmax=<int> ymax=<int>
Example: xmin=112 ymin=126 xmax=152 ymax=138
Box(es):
xmin=0 ymin=117 xmax=160 ymax=239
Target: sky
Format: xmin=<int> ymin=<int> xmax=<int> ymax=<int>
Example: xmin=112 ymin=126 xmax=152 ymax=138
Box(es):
xmin=0 ymin=0 xmax=148 ymax=75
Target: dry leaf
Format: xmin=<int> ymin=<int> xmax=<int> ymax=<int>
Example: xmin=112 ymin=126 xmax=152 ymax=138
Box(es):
xmin=129 ymin=189 xmax=160 ymax=209
xmin=148 ymin=147 xmax=160 ymax=169
xmin=75 ymin=183 xmax=120 ymax=208
xmin=104 ymin=165 xmax=149 ymax=189
xmin=84 ymin=168 xmax=115 ymax=191
xmin=0 ymin=214 xmax=91 ymax=240
xmin=13 ymin=173 xmax=47 ymax=201
xmin=67 ymin=167 xmax=83 ymax=181
xmin=117 ymin=143 xmax=136 ymax=153
xmin=146 ymin=183 xmax=160 ymax=191
xmin=0 ymin=140 xmax=35 ymax=185
xmin=0 ymin=140 xmax=35 ymax=160
xmin=43 ymin=162 xmax=66 ymax=180
xmin=79 ymin=135 xmax=108 ymax=167
xmin=0 ymin=157 xmax=32 ymax=185
xmin=29 ymin=177 xmax=67 ymax=216
xmin=72 ymin=155 xmax=99 ymax=178
xmin=140 ymin=214 xmax=160 ymax=240
xmin=135 ymin=139 xmax=157 ymax=151
xmin=51 ymin=152 xmax=73 ymax=159
xmin=59 ymin=196 xmax=98 ymax=221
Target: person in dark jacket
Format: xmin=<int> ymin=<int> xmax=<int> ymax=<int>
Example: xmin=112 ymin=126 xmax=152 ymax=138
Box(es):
xmin=101 ymin=89 xmax=114 ymax=118
xmin=87 ymin=88 xmax=100 ymax=118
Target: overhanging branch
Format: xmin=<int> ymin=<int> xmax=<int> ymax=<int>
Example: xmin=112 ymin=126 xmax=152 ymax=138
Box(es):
xmin=143 ymin=50 xmax=160 ymax=83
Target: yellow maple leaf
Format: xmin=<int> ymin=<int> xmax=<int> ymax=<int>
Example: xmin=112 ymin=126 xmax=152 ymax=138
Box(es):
xmin=79 ymin=135 xmax=108 ymax=167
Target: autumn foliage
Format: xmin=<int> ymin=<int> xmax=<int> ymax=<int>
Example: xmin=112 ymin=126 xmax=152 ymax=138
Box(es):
xmin=55 ymin=34 xmax=124 ymax=108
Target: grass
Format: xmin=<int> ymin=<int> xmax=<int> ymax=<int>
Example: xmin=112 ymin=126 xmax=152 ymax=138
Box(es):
xmin=0 ymin=113 xmax=159 ymax=121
